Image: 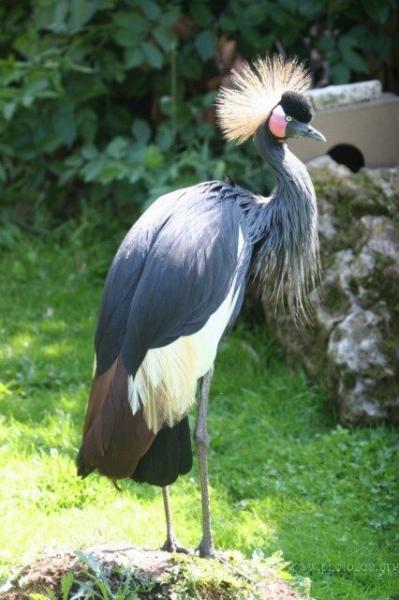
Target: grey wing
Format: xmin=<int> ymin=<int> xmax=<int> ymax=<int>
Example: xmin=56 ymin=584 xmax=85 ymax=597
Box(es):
xmin=94 ymin=185 xmax=192 ymax=373
xmin=121 ymin=184 xmax=247 ymax=375
xmin=119 ymin=183 xmax=248 ymax=435
xmin=96 ymin=182 xmax=247 ymax=376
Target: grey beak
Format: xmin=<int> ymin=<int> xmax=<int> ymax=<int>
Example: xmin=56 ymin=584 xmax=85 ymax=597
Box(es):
xmin=305 ymin=124 xmax=326 ymax=143
xmin=294 ymin=121 xmax=327 ymax=142
xmin=288 ymin=120 xmax=327 ymax=143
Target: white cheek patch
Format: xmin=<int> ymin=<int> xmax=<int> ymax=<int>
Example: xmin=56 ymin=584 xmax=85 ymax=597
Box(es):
xmin=274 ymin=105 xmax=286 ymax=118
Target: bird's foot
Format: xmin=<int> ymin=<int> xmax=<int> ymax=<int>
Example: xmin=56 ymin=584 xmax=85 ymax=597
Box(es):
xmin=161 ymin=536 xmax=190 ymax=554
xmin=195 ymin=537 xmax=216 ymax=559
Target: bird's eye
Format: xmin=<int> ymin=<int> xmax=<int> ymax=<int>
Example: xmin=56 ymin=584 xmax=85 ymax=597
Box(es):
xmin=286 ymin=116 xmax=292 ymax=122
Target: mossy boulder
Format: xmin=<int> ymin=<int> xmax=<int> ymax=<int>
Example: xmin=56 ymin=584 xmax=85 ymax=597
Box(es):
xmin=264 ymin=157 xmax=399 ymax=425
xmin=0 ymin=544 xmax=307 ymax=600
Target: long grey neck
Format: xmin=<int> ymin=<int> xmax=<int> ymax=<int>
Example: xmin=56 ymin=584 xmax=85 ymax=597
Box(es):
xmin=255 ymin=127 xmax=316 ymax=211
xmin=251 ymin=127 xmax=320 ymax=320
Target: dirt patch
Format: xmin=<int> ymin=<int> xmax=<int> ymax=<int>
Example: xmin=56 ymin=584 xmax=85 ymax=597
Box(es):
xmin=0 ymin=543 xmax=306 ymax=599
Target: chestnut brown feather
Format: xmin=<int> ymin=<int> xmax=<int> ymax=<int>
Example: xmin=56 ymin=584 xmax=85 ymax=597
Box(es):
xmin=77 ymin=358 xmax=155 ymax=479
xmin=82 ymin=360 xmax=117 ymax=437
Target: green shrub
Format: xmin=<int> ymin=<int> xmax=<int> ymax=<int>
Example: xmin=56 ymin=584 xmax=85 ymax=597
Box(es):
xmin=0 ymin=0 xmax=396 ymax=223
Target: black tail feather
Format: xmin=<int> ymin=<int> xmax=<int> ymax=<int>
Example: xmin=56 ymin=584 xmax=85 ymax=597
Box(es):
xmin=76 ymin=447 xmax=95 ymax=479
xmin=132 ymin=417 xmax=192 ymax=487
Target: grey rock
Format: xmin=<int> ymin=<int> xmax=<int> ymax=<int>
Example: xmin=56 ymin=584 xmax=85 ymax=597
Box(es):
xmin=318 ymin=211 xmax=337 ymax=241
xmin=307 ymin=154 xmax=352 ymax=177
xmin=328 ymin=306 xmax=397 ymax=423
xmin=329 ymin=308 xmax=388 ymax=374
xmin=263 ymin=161 xmax=399 ymax=425
xmin=308 ymin=80 xmax=382 ymax=111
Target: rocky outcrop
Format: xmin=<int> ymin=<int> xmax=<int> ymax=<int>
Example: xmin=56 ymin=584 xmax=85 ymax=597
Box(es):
xmin=264 ymin=157 xmax=399 ymax=425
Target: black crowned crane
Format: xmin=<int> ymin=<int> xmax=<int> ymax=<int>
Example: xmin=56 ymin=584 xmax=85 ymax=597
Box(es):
xmin=77 ymin=55 xmax=325 ymax=558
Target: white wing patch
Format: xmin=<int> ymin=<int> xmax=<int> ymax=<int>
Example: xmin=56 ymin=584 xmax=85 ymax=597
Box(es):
xmin=128 ymin=374 xmax=140 ymax=415
xmin=128 ymin=228 xmax=245 ymax=433
xmin=92 ymin=355 xmax=97 ymax=379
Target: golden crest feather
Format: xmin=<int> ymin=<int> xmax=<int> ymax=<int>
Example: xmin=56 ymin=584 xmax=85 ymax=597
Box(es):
xmin=216 ymin=55 xmax=311 ymax=144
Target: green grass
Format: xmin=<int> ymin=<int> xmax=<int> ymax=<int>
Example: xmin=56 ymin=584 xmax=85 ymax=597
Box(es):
xmin=0 ymin=224 xmax=398 ymax=600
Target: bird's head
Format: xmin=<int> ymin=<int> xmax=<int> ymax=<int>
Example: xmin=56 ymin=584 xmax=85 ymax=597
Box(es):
xmin=268 ymin=91 xmax=325 ymax=143
xmin=216 ymin=55 xmax=326 ymax=146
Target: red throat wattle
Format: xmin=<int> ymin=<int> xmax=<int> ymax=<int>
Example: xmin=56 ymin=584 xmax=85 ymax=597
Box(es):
xmin=269 ymin=106 xmax=287 ymax=139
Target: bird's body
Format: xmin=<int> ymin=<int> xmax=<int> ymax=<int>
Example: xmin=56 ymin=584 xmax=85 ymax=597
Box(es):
xmin=78 ymin=179 xmax=249 ymax=484
xmin=77 ymin=56 xmax=325 ymax=556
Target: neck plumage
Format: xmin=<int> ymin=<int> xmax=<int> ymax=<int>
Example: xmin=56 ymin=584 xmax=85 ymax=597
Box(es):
xmin=252 ymin=128 xmax=320 ymax=320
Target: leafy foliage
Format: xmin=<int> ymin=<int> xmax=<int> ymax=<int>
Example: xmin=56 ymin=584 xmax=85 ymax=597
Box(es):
xmin=70 ymin=550 xmax=156 ymax=599
xmin=0 ymin=0 xmax=397 ymax=223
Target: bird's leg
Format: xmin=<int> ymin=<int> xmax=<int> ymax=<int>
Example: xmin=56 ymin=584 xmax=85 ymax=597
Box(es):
xmin=160 ymin=486 xmax=189 ymax=554
xmin=195 ymin=366 xmax=215 ymax=558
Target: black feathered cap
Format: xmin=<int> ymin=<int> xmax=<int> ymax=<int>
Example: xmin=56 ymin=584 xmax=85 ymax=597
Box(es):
xmin=280 ymin=91 xmax=313 ymax=123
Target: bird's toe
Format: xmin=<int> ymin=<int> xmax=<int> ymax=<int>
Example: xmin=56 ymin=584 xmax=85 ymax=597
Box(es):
xmin=161 ymin=537 xmax=190 ymax=554
xmin=195 ymin=539 xmax=216 ymax=559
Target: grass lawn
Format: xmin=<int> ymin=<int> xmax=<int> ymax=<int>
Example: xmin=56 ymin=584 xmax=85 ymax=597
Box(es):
xmin=0 ymin=222 xmax=398 ymax=600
